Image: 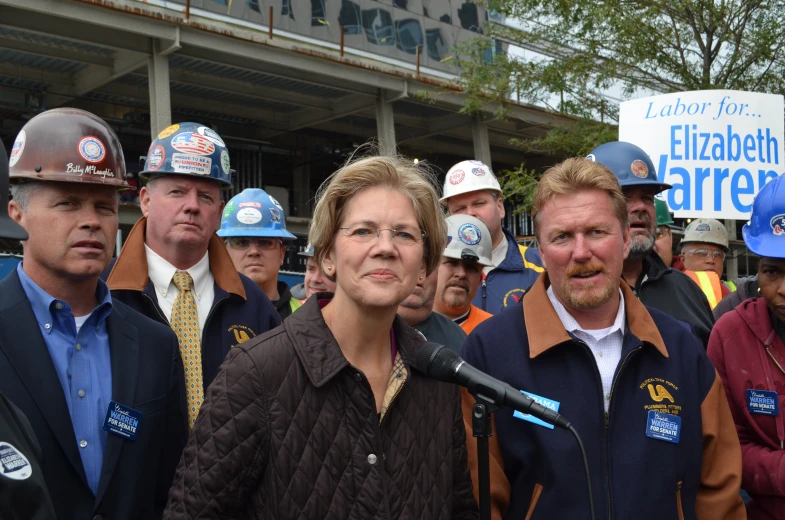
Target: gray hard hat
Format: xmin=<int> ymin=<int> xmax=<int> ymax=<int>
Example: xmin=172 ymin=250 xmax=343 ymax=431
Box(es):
xmin=444 ymin=215 xmax=493 ymax=267
xmin=681 ymin=218 xmax=729 ymax=251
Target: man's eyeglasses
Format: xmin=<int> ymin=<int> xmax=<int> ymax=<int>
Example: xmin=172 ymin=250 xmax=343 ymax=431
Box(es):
xmin=338 ymin=226 xmax=427 ymax=246
xmin=684 ymin=248 xmax=726 ymax=261
xmin=655 ymin=228 xmax=671 ymax=240
xmin=224 ymin=237 xmax=282 ymax=250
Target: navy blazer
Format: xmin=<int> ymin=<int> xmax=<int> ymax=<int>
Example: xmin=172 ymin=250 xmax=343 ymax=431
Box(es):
xmin=0 ymin=269 xmax=188 ymax=520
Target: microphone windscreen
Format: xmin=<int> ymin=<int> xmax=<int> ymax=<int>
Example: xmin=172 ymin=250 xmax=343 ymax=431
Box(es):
xmin=416 ymin=342 xmax=461 ymax=382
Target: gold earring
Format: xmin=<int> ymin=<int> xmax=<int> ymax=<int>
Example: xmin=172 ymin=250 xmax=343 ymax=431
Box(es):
xmin=419 ymin=275 xmax=423 ymax=280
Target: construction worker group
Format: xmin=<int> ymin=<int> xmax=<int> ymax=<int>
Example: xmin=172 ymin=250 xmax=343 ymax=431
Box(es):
xmin=1 ymin=106 xmax=783 ymax=519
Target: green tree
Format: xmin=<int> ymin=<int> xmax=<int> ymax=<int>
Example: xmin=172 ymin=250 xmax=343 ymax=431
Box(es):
xmin=458 ymin=0 xmax=785 ymax=208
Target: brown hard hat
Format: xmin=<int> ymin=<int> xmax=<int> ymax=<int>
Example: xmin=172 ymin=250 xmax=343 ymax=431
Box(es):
xmin=8 ymin=108 xmax=129 ymax=188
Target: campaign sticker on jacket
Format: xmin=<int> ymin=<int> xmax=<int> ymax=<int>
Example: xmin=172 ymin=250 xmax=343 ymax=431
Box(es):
xmin=746 ymin=389 xmax=779 ymax=415
xmin=171 ymin=154 xmax=212 ymax=176
xmin=645 ymin=410 xmax=681 ymax=443
xmin=103 ymin=401 xmax=143 ymax=441
xmin=513 ymin=391 xmax=560 ymax=430
xmin=0 ymin=442 xmax=32 ymax=480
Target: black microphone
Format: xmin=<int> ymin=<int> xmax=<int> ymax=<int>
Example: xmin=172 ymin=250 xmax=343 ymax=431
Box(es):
xmin=416 ymin=342 xmax=571 ymax=430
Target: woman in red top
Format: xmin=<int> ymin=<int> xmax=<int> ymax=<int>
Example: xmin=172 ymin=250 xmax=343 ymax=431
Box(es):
xmin=708 ymin=174 xmax=785 ymax=520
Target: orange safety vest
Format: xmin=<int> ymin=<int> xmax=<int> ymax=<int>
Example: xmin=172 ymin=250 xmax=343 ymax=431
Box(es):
xmin=459 ymin=305 xmax=494 ymax=334
xmin=683 ymin=270 xmax=724 ymax=310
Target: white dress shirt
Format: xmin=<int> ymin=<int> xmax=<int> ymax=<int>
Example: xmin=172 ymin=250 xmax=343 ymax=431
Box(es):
xmin=145 ymin=245 xmax=214 ymax=339
xmin=546 ymin=286 xmax=626 ymax=411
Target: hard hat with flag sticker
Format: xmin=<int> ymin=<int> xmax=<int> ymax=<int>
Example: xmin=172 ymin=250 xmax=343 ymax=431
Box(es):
xmin=443 ymin=214 xmax=493 ymax=266
xmin=742 ymin=174 xmax=785 ymax=258
xmin=681 ymin=218 xmax=729 ymax=251
xmin=8 ymin=108 xmax=129 ymax=188
xmin=440 ymin=160 xmax=502 ymax=204
xmin=140 ymin=122 xmax=233 ymax=187
xmin=587 ymin=141 xmax=671 ymax=194
xmin=218 ymin=188 xmax=296 ymax=239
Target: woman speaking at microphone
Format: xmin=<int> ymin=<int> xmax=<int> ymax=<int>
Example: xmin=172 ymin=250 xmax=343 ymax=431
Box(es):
xmin=164 ymin=154 xmax=479 ymax=519
xmin=708 ymin=173 xmax=785 ymax=520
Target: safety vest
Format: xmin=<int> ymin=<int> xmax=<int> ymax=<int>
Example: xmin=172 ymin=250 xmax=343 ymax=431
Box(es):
xmin=684 ymin=270 xmax=724 ymax=309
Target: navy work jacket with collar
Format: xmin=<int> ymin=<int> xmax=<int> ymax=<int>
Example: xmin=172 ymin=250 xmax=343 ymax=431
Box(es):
xmin=460 ymin=273 xmax=745 ymax=520
xmin=102 ymin=217 xmax=280 ymax=392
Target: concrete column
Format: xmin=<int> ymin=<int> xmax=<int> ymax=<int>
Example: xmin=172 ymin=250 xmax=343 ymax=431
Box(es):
xmin=724 ymin=219 xmax=739 ymax=280
xmin=471 ymin=114 xmax=492 ymax=166
xmin=148 ymin=40 xmax=172 ymax=139
xmin=375 ymin=89 xmax=397 ymax=156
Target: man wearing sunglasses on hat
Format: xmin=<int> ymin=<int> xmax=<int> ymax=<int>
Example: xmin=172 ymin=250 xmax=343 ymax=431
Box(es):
xmin=219 ymin=188 xmax=301 ymax=321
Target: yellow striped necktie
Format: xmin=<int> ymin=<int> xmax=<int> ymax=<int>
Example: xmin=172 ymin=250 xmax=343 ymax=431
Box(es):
xmin=171 ymin=271 xmax=204 ymax=428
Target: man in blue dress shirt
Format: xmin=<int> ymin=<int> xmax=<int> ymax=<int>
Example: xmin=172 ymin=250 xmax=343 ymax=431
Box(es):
xmin=0 ymin=108 xmax=187 ymax=519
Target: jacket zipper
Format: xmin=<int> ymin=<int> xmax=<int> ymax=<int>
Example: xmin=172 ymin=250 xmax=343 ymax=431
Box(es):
xmin=481 ymin=278 xmax=487 ymax=311
xmin=603 ymin=345 xmax=643 ymax=520
xmin=143 ymin=292 xmax=170 ymax=325
xmin=676 ymin=481 xmax=685 ymax=520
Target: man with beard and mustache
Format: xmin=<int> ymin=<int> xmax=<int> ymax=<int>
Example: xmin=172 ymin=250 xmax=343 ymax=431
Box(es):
xmin=433 ymin=215 xmax=494 ymax=334
xmin=588 ymin=141 xmax=715 ymax=348
xmin=460 ymin=157 xmax=744 ymax=520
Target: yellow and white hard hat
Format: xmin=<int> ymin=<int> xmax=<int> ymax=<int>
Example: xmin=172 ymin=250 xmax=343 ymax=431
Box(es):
xmin=440 ymin=160 xmax=502 ymax=204
xmin=681 ymin=218 xmax=729 ymax=251
xmin=444 ymin=215 xmax=494 ymax=267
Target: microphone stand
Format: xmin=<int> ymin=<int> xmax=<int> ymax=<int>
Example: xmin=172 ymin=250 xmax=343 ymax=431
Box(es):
xmin=470 ymin=394 xmax=500 ymax=520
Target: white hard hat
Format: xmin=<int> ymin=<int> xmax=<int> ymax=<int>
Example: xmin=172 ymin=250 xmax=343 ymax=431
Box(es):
xmin=444 ymin=215 xmax=494 ymax=267
xmin=440 ymin=160 xmax=502 ymax=204
xmin=681 ymin=218 xmax=729 ymax=251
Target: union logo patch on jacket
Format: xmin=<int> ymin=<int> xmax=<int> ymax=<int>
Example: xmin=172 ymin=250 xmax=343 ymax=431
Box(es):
xmin=640 ymin=377 xmax=682 ymax=415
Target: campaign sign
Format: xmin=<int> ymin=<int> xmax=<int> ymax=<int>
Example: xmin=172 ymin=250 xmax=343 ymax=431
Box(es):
xmin=103 ymin=401 xmax=142 ymax=441
xmin=513 ymin=391 xmax=561 ymax=430
xmin=746 ymin=389 xmax=779 ymax=416
xmin=645 ymin=410 xmax=681 ymax=443
xmin=620 ymin=90 xmax=785 ymax=219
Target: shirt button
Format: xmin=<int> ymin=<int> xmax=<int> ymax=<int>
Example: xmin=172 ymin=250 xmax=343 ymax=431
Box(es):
xmin=605 ymin=393 xmax=611 ymax=400
xmin=75 ymin=343 xmax=82 ymax=351
xmin=598 ymin=351 xmax=603 ymax=357
xmin=78 ymin=390 xmax=85 ymax=398
xmin=80 ymin=440 xmax=87 ymax=448
xmin=55 ymin=302 xmax=63 ymax=310
xmin=367 ymin=454 xmax=377 ymax=465
xmin=44 ymin=323 xmax=51 ymax=330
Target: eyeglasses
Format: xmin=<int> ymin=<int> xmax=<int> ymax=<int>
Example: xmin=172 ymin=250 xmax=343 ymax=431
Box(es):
xmin=338 ymin=226 xmax=427 ymax=246
xmin=685 ymin=248 xmax=726 ymax=260
xmin=225 ymin=237 xmax=282 ymax=250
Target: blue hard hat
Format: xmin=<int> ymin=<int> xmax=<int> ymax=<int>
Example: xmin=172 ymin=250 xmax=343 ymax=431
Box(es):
xmin=217 ymin=188 xmax=296 ymax=240
xmin=140 ymin=122 xmax=232 ymax=187
xmin=587 ymin=141 xmax=671 ymax=194
xmin=742 ymin=174 xmax=785 ymax=258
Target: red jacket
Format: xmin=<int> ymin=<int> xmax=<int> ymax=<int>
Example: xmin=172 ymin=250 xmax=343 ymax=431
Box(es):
xmin=708 ymin=297 xmax=785 ymax=520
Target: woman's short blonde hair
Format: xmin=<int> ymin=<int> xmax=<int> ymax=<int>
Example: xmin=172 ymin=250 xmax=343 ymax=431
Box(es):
xmin=309 ymin=154 xmax=446 ymax=277
xmin=532 ymin=157 xmax=629 ymax=240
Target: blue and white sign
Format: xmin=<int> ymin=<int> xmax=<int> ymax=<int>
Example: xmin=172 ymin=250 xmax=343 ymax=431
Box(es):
xmin=645 ymin=410 xmax=681 ymax=444
xmin=620 ymin=90 xmax=785 ymax=219
xmin=513 ymin=391 xmax=561 ymax=430
xmin=746 ymin=389 xmax=779 ymax=416
xmin=103 ymin=401 xmax=142 ymax=441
